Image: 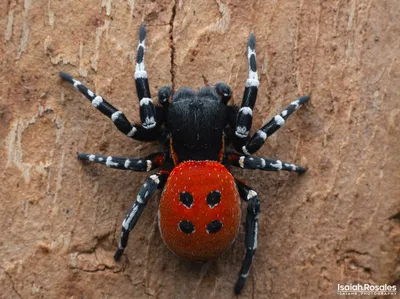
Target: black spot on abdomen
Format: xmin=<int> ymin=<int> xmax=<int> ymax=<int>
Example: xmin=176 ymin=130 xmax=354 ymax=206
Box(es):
xmin=178 ymin=220 xmax=195 ymax=234
xmin=180 ymin=191 xmax=194 ymax=208
xmin=207 ymin=191 xmax=221 ymax=208
xmin=206 ymin=220 xmax=223 ymax=234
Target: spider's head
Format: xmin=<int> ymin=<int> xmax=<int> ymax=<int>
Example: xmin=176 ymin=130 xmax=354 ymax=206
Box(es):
xmin=168 ymin=87 xmax=227 ymax=161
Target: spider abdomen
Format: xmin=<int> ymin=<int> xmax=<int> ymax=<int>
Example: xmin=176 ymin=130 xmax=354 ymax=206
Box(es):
xmin=159 ymin=161 xmax=241 ymax=261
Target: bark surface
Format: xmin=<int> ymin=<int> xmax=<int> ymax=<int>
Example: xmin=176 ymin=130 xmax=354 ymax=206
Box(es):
xmin=1 ymin=0 xmax=399 ymax=298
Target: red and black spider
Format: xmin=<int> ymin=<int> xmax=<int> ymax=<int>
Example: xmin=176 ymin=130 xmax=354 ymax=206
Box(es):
xmin=60 ymin=25 xmax=309 ymax=294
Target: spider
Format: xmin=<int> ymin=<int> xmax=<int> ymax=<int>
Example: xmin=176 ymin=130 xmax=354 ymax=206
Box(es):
xmin=60 ymin=25 xmax=309 ymax=294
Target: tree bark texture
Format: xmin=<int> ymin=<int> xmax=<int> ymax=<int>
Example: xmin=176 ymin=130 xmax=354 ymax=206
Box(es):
xmin=1 ymin=0 xmax=399 ymax=298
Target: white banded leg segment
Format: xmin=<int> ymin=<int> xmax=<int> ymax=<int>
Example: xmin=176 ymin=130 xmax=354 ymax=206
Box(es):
xmin=92 ymin=96 xmax=103 ymax=107
xmin=77 ymin=152 xmax=166 ymax=172
xmin=59 ymin=72 xmax=145 ymax=138
xmin=247 ymin=34 xmax=258 ymax=81
xmin=235 ymin=107 xmax=253 ymax=138
xmin=60 ymin=72 xmax=117 ymax=118
xmin=246 ymin=78 xmax=259 ymax=88
xmin=135 ymin=25 xmax=146 ymax=73
xmin=227 ymin=153 xmax=307 ymax=173
xmin=234 ymin=179 xmax=260 ymax=294
xmin=134 ymin=71 xmax=147 ymax=79
xmin=244 ymin=95 xmax=311 ymax=154
xmin=139 ymin=98 xmax=156 ymax=129
xmin=114 ymin=171 xmax=169 ymax=261
xmin=233 ymin=34 xmax=259 ymax=153
xmin=134 ymin=31 xmax=146 ymax=80
xmin=72 ymin=79 xmax=82 ymax=89
xmin=134 ymin=25 xmax=158 ymax=130
xmin=235 ymin=126 xmax=249 ymax=139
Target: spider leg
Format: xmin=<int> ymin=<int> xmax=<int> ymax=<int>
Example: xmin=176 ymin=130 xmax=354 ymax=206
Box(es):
xmin=243 ymin=95 xmax=310 ymax=155
xmin=114 ymin=170 xmax=169 ymax=261
xmin=59 ymin=72 xmax=160 ymax=141
xmin=234 ymin=179 xmax=260 ymax=294
xmin=157 ymin=85 xmax=172 ymax=123
xmin=227 ymin=152 xmax=307 ymax=173
xmin=232 ymin=34 xmax=259 ymax=151
xmin=134 ymin=25 xmax=160 ymax=130
xmin=77 ymin=152 xmax=167 ymax=171
xmin=157 ymin=85 xmax=171 ymax=108
xmin=155 ymin=86 xmax=172 ymax=148
xmin=215 ymin=82 xmax=232 ymax=104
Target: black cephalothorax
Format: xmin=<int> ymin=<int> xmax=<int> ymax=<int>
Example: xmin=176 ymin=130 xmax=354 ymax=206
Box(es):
xmin=168 ymin=87 xmax=227 ymax=162
xmin=60 ymin=25 xmax=309 ymax=294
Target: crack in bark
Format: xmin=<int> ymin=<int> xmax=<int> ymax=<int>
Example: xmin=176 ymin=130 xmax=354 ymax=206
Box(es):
xmin=69 ymin=230 xmax=124 ymax=274
xmin=70 ymin=249 xmax=124 ymax=274
xmin=0 ymin=266 xmax=23 ymax=299
xmin=74 ymin=264 xmax=123 ymax=274
xmin=169 ymin=0 xmax=177 ymax=93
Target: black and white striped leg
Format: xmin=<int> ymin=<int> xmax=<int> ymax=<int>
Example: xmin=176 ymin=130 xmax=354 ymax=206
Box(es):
xmin=77 ymin=152 xmax=167 ymax=171
xmin=227 ymin=152 xmax=307 ymax=173
xmin=114 ymin=171 xmax=169 ymax=261
xmin=233 ymin=34 xmax=259 ymax=151
xmin=243 ymin=95 xmax=310 ymax=155
xmin=234 ymin=180 xmax=260 ymax=294
xmin=134 ymin=25 xmax=157 ymax=130
xmin=215 ymin=82 xmax=232 ymax=104
xmin=59 ymin=72 xmax=161 ymax=141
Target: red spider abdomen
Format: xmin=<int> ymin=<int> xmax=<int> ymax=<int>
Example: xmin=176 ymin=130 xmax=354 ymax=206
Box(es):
xmin=159 ymin=161 xmax=241 ymax=262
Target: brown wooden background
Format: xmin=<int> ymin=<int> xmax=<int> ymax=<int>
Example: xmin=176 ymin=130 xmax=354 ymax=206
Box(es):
xmin=1 ymin=0 xmax=399 ymax=298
